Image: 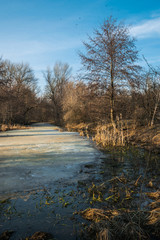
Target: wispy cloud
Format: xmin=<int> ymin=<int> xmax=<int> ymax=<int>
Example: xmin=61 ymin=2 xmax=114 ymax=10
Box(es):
xmin=0 ymin=38 xmax=82 ymax=60
xmin=144 ymin=56 xmax=160 ymax=65
xmin=130 ymin=17 xmax=160 ymax=38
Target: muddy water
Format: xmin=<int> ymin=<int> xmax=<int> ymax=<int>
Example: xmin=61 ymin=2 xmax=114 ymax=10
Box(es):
xmin=0 ymin=123 xmax=101 ymax=199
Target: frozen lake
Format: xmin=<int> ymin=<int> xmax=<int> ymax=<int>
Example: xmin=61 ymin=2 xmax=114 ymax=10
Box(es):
xmin=0 ymin=123 xmax=100 ymax=199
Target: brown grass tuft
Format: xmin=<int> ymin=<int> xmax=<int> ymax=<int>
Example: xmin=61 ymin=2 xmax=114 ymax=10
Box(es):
xmin=146 ymin=191 xmax=160 ymax=200
xmin=0 ymin=124 xmax=29 ymax=131
xmin=80 ymin=208 xmax=119 ymax=222
xmin=148 ymin=208 xmax=160 ymax=225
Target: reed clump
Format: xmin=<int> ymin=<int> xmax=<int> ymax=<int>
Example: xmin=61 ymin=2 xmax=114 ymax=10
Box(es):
xmin=93 ymin=117 xmax=136 ymax=147
xmin=93 ymin=123 xmax=124 ymax=147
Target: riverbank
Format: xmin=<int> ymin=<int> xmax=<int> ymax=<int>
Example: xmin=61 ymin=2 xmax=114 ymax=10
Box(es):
xmin=130 ymin=124 xmax=160 ymax=152
xmin=0 ymin=124 xmax=29 ymax=132
xmin=65 ymin=123 xmax=160 ymax=152
xmin=0 ymin=123 xmax=159 ymax=240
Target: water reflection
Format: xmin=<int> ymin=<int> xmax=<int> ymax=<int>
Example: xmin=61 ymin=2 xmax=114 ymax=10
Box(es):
xmin=100 ymin=147 xmax=160 ymax=190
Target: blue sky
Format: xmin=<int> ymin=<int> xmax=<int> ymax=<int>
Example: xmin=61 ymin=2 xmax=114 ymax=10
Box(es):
xmin=0 ymin=0 xmax=160 ymax=90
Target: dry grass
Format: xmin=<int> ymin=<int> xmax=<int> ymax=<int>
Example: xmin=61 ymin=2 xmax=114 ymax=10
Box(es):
xmin=109 ymin=174 xmax=127 ymax=184
xmin=131 ymin=124 xmax=160 ymax=149
xmin=147 ymin=191 xmax=160 ymax=235
xmin=81 ymin=209 xmax=160 ymax=239
xmin=146 ymin=191 xmax=160 ymax=200
xmin=65 ymin=122 xmax=94 ymax=138
xmin=66 ymin=121 xmax=160 ymax=151
xmin=148 ymin=208 xmax=160 ymax=225
xmin=0 ymin=124 xmax=29 ymax=132
xmin=81 ymin=209 xmax=150 ymax=240
xmin=80 ymin=208 xmax=119 ymax=223
xmin=25 ymin=231 xmax=54 ymax=240
xmin=93 ymin=122 xmax=126 ymax=147
xmin=150 ymin=199 xmax=160 ymax=208
xmin=79 ymin=176 xmax=160 ymax=239
xmin=92 ymin=119 xmax=136 ymax=147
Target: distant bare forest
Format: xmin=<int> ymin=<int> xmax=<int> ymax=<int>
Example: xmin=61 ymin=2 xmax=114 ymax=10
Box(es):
xmin=0 ymin=17 xmax=160 ymax=129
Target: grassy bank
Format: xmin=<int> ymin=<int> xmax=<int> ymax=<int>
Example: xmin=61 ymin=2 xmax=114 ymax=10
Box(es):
xmin=63 ymin=122 xmax=160 ymax=239
xmin=0 ymin=124 xmax=30 ymax=132
xmin=130 ymin=124 xmax=160 ymax=151
xmin=65 ymin=122 xmax=160 ymax=152
xmin=0 ymin=122 xmax=159 ymax=240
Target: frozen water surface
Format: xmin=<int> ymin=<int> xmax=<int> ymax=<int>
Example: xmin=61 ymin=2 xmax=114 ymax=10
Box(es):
xmin=0 ymin=123 xmax=100 ymax=199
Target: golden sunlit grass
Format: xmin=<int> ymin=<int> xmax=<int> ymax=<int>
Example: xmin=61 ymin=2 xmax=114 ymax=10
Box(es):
xmin=80 ymin=208 xmax=160 ymax=240
xmin=148 ymin=208 xmax=160 ymax=224
xmin=93 ymin=119 xmax=136 ymax=147
xmin=0 ymin=124 xmax=29 ymax=132
xmin=147 ymin=192 xmax=160 ymax=229
xmin=80 ymin=209 xmax=149 ymax=240
xmin=150 ymin=199 xmax=160 ymax=208
xmin=131 ymin=124 xmax=160 ymax=149
xmin=65 ymin=121 xmax=160 ymax=151
xmin=78 ymin=173 xmax=160 ymax=240
xmin=146 ymin=191 xmax=160 ymax=200
xmin=80 ymin=208 xmax=119 ymax=222
xmin=65 ymin=122 xmax=94 ymax=138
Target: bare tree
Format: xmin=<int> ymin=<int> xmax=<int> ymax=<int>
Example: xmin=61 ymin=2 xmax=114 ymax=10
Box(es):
xmin=0 ymin=58 xmax=7 ymax=87
xmin=0 ymin=59 xmax=38 ymax=124
xmin=80 ymin=16 xmax=141 ymax=123
xmin=142 ymin=56 xmax=160 ymax=126
xmin=44 ymin=62 xmax=71 ymax=124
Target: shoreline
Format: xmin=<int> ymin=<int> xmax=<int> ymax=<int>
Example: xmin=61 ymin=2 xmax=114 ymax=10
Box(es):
xmin=65 ymin=122 xmax=160 ymax=153
xmin=0 ymin=123 xmax=159 ymax=240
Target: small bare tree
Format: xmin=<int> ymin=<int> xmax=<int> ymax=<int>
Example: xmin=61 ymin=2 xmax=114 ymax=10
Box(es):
xmin=142 ymin=56 xmax=160 ymax=126
xmin=44 ymin=62 xmax=71 ymax=124
xmin=80 ymin=17 xmax=141 ymax=123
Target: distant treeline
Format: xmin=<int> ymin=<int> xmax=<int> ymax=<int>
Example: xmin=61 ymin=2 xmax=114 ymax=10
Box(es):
xmin=0 ymin=17 xmax=160 ymax=129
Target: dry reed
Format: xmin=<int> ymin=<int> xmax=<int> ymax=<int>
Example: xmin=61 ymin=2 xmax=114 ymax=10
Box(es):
xmin=0 ymin=124 xmax=29 ymax=132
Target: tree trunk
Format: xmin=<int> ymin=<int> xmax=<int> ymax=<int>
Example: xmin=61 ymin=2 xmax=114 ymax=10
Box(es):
xmin=150 ymin=102 xmax=158 ymax=126
xmin=150 ymin=92 xmax=160 ymax=126
xmin=110 ymin=60 xmax=114 ymax=123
